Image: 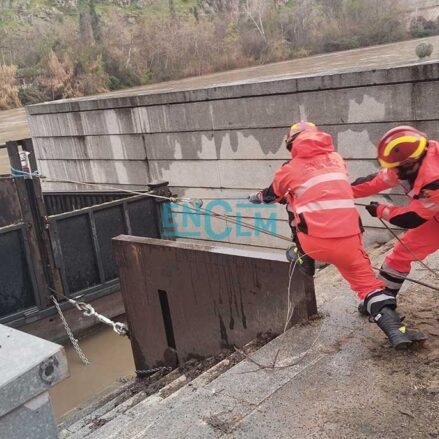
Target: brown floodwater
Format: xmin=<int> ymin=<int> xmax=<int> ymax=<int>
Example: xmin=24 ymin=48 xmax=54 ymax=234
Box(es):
xmin=49 ymin=324 xmax=135 ymax=421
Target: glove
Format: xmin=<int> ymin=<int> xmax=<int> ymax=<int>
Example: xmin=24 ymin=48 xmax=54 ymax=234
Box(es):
xmin=365 ymin=202 xmax=379 ymax=217
xmin=248 ymin=192 xmax=262 ymax=204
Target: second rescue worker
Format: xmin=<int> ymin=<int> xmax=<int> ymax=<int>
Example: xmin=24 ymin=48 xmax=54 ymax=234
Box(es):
xmin=353 ymin=125 xmax=439 ymax=310
xmin=249 ymin=121 xmax=426 ymax=350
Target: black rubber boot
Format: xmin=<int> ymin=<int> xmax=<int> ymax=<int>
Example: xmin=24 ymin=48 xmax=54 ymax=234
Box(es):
xmin=286 ymin=245 xmax=315 ymax=276
xmin=405 ymin=330 xmax=428 ymax=344
xmin=358 ymin=301 xmax=368 ymax=316
xmin=373 ymin=307 xmax=415 ymax=350
xmin=358 ymin=288 xmax=399 ymax=317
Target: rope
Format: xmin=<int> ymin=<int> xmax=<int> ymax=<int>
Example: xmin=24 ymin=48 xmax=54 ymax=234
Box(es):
xmin=42 ymin=176 xmax=177 ymax=202
xmin=371 ymin=267 xmax=439 ymax=292
xmin=10 ymin=167 xmax=41 ymax=178
xmin=378 ymin=218 xmax=439 ymax=279
xmin=284 ymin=260 xmax=296 ymax=333
xmin=14 ymin=168 xmax=439 ymax=289
xmin=195 ymin=197 xmax=249 ymax=201
xmin=354 ymin=201 xmax=439 ymax=279
xmin=39 ymin=175 xmax=406 ymax=244
xmin=354 ymin=202 xmax=439 ymax=279
xmin=42 ymin=175 xmax=294 ymax=243
xmin=283 ymin=249 xmax=322 ymax=333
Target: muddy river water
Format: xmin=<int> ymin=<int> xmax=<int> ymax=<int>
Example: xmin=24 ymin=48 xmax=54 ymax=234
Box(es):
xmin=49 ymin=324 xmax=135 ymax=421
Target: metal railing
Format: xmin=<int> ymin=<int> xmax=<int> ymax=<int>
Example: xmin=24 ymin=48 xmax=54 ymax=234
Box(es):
xmin=43 ymin=191 xmax=141 ymax=216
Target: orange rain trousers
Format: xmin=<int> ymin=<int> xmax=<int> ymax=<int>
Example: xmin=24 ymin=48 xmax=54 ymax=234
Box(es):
xmin=385 ymin=217 xmax=439 ymax=273
xmin=298 ymin=232 xmax=385 ymax=300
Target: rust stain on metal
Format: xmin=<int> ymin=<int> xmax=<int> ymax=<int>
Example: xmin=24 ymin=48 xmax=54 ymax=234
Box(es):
xmin=113 ymin=236 xmax=317 ymax=370
xmin=0 ymin=179 xmax=22 ymax=228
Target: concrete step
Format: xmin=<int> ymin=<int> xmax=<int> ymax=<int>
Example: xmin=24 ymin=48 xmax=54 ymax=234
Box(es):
xmin=88 ymin=322 xmax=322 ymax=439
xmin=94 ymin=253 xmax=439 ymax=439
xmin=58 ymin=379 xmax=137 ymax=436
xmin=64 ymin=246 xmax=439 ymax=439
xmin=59 ymin=368 xmax=181 ymax=438
xmin=83 ymin=335 xmax=274 ymax=439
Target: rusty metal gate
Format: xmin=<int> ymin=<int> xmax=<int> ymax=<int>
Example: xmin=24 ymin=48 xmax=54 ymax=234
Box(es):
xmin=47 ymin=194 xmax=161 ymax=299
xmin=0 ymin=177 xmax=41 ymax=320
xmin=0 ymin=140 xmax=53 ymax=324
xmin=0 ymin=139 xmax=168 ymax=327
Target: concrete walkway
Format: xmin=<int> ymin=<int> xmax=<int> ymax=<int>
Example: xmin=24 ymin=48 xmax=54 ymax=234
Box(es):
xmin=102 ymin=240 xmax=439 ymax=439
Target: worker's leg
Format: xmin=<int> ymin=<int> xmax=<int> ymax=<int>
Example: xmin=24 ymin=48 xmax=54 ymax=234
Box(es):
xmin=298 ymin=233 xmax=424 ymax=349
xmin=298 ymin=233 xmax=384 ymax=300
xmin=285 ymin=209 xmax=315 ymax=275
xmin=379 ymin=217 xmax=439 ymax=295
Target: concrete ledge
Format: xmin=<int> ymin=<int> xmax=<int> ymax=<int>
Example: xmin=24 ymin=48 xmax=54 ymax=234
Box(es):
xmin=0 ymin=325 xmax=68 ymax=417
xmin=26 ymin=61 xmax=439 ymax=115
xmin=0 ymin=325 xmax=68 ymax=439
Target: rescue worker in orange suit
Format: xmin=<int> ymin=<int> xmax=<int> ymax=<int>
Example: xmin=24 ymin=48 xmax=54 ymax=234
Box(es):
xmin=249 ymin=161 xmax=316 ymax=277
xmin=249 ymin=121 xmax=426 ymax=350
xmin=352 ymin=125 xmax=439 ymax=315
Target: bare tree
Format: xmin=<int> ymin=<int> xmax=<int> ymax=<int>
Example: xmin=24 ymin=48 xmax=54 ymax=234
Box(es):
xmin=169 ymin=0 xmax=175 ymax=17
xmin=199 ymin=0 xmax=240 ymax=18
xmin=243 ymin=0 xmax=268 ymax=42
xmin=78 ymin=0 xmax=100 ymax=44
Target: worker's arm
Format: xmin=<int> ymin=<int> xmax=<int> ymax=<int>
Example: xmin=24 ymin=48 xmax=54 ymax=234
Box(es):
xmin=351 ymin=169 xmax=399 ymax=198
xmin=366 ymin=181 xmax=439 ymax=228
xmin=248 ymin=161 xmax=291 ymax=204
xmin=248 ymin=183 xmax=285 ymax=204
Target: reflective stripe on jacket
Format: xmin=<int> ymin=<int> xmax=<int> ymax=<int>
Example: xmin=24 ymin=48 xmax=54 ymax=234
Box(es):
xmin=272 ymin=131 xmax=361 ymax=238
xmin=352 ymin=141 xmax=439 ymax=223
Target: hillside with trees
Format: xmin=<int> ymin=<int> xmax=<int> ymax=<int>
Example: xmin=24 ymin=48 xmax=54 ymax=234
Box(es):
xmin=1 ymin=0 xmax=438 ymax=109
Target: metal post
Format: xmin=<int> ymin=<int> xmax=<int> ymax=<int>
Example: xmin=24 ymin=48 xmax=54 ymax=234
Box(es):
xmin=6 ymin=140 xmax=49 ymax=308
xmin=147 ymin=180 xmax=174 ymax=240
xmin=20 ymin=139 xmax=65 ymax=304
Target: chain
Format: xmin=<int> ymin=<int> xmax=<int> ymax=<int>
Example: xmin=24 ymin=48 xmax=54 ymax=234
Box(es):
xmin=50 ymin=289 xmax=130 ymax=337
xmin=76 ymin=301 xmax=129 ymax=336
xmin=51 ymin=296 xmax=91 ymax=365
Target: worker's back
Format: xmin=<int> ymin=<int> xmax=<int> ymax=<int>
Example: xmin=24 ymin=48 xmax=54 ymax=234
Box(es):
xmin=272 ymin=130 xmax=361 ymax=238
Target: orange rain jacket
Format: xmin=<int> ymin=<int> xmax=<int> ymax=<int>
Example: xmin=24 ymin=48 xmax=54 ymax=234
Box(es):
xmin=272 ymin=130 xmax=361 ymax=238
xmin=352 ymin=141 xmax=439 ymax=226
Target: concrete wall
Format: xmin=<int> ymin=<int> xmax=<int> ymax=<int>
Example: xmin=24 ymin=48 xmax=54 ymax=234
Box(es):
xmin=26 ymin=62 xmax=439 ymax=251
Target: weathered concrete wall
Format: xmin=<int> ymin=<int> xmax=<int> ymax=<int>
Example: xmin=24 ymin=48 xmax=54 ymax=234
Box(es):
xmin=27 ymin=61 xmax=439 ymax=250
xmin=112 ymin=236 xmax=316 ymax=370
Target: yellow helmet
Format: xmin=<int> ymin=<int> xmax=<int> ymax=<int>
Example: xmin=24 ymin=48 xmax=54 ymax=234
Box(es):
xmin=286 ymin=121 xmax=317 ymax=151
